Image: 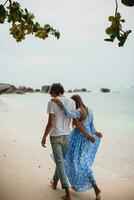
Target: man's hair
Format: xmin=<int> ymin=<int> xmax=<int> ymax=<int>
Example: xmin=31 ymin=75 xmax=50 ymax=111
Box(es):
xmin=49 ymin=83 xmax=64 ymax=96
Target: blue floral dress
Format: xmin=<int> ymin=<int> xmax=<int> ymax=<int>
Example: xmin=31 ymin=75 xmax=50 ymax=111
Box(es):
xmin=63 ymin=108 xmax=101 ymax=192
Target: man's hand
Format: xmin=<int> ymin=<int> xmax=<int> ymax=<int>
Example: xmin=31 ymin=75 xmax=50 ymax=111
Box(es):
xmin=41 ymin=137 xmax=47 ymax=148
xmin=95 ymin=131 xmax=103 ymax=138
xmin=41 ymin=113 xmax=55 ymax=148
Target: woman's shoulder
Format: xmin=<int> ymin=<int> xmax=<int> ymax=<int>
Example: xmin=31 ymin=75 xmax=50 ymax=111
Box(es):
xmin=87 ymin=108 xmax=93 ymax=116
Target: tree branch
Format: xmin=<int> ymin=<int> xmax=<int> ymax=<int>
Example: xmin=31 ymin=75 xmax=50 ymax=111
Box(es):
xmin=115 ymin=0 xmax=118 ymax=15
xmin=3 ymin=0 xmax=10 ymax=6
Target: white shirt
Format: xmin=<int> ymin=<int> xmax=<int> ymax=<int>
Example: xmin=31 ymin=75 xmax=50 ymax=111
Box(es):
xmin=47 ymin=96 xmax=76 ymax=137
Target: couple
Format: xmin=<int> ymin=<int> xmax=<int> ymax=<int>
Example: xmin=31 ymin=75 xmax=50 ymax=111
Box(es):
xmin=41 ymin=83 xmax=103 ymax=200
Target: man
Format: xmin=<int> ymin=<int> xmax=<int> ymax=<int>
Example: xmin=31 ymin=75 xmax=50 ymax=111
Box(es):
xmin=41 ymin=83 xmax=95 ymax=200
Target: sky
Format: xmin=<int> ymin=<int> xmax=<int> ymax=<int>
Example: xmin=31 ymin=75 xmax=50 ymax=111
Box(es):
xmin=0 ymin=0 xmax=134 ymax=90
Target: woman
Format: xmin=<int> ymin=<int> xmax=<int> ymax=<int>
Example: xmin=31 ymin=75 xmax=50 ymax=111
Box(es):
xmin=52 ymin=94 xmax=103 ymax=200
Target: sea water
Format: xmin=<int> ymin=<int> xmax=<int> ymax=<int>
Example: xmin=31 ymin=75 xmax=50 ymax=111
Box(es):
xmin=0 ymin=86 xmax=134 ymax=181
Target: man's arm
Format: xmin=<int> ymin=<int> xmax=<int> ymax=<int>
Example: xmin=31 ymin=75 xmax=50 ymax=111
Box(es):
xmin=41 ymin=113 xmax=55 ymax=148
xmin=51 ymin=98 xmax=80 ymax=119
xmin=73 ymin=119 xmax=95 ymax=143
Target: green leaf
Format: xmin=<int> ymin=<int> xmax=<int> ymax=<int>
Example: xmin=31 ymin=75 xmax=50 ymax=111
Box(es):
xmin=1 ymin=1 xmax=59 ymax=42
xmin=108 ymin=16 xmax=115 ymax=22
xmin=0 ymin=4 xmax=7 ymax=23
xmin=105 ymin=27 xmax=113 ymax=35
xmin=121 ymin=0 xmax=134 ymax=7
xmin=120 ymin=19 xmax=125 ymax=23
xmin=55 ymin=31 xmax=60 ymax=39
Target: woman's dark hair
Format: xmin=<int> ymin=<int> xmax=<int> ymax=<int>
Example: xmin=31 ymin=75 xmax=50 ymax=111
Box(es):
xmin=71 ymin=94 xmax=86 ymax=109
xmin=49 ymin=83 xmax=64 ymax=96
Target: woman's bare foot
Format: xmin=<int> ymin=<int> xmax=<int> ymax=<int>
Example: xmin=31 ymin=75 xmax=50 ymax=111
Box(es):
xmin=95 ymin=188 xmax=101 ymax=200
xmin=93 ymin=184 xmax=101 ymax=200
xmin=50 ymin=180 xmax=57 ymax=190
xmin=96 ymin=192 xmax=101 ymax=200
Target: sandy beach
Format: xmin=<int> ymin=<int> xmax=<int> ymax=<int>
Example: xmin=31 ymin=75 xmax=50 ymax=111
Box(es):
xmin=0 ymin=94 xmax=134 ymax=200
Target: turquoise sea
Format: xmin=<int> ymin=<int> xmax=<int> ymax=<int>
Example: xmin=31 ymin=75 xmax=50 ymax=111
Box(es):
xmin=0 ymin=86 xmax=134 ymax=181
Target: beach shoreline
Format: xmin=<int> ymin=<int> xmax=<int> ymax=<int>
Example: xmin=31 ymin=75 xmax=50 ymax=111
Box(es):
xmin=0 ymin=93 xmax=134 ymax=200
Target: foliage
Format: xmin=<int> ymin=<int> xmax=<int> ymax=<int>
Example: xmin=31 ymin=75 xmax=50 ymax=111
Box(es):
xmin=121 ymin=0 xmax=134 ymax=7
xmin=0 ymin=0 xmax=133 ymax=46
xmin=0 ymin=0 xmax=60 ymax=42
xmin=105 ymin=0 xmax=132 ymax=47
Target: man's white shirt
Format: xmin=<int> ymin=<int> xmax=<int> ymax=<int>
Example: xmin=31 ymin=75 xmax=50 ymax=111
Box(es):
xmin=47 ymin=96 xmax=76 ymax=136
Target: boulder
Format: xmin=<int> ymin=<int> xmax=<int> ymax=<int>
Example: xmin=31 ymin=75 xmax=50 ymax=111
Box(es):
xmin=4 ymin=86 xmax=16 ymax=93
xmin=26 ymin=87 xmax=34 ymax=93
xmin=67 ymin=90 xmax=73 ymax=93
xmin=34 ymin=89 xmax=40 ymax=92
xmin=17 ymin=86 xmax=33 ymax=93
xmin=0 ymin=83 xmax=16 ymax=94
xmin=17 ymin=86 xmax=27 ymax=93
xmin=42 ymin=85 xmax=50 ymax=93
xmin=73 ymin=88 xmax=87 ymax=92
xmin=15 ymin=90 xmax=25 ymax=94
xmin=73 ymin=89 xmax=82 ymax=92
xmin=81 ymin=88 xmax=87 ymax=92
xmin=100 ymin=88 xmax=111 ymax=93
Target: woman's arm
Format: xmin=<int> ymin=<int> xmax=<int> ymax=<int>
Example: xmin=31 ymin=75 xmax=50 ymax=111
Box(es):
xmin=73 ymin=119 xmax=95 ymax=143
xmin=95 ymin=131 xmax=103 ymax=138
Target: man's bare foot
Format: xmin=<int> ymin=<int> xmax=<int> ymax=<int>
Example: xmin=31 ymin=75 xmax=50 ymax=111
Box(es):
xmin=50 ymin=180 xmax=57 ymax=190
xmin=61 ymin=195 xmax=72 ymax=200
